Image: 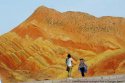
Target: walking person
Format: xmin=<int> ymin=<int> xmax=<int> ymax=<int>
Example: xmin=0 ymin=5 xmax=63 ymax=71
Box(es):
xmin=78 ymin=58 xmax=87 ymax=77
xmin=66 ymin=54 xmax=73 ymax=78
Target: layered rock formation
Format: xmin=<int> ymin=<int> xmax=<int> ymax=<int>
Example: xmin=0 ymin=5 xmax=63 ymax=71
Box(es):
xmin=0 ymin=6 xmax=125 ymax=83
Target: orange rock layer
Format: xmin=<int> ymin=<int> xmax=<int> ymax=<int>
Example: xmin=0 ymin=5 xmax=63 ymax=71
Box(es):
xmin=0 ymin=6 xmax=125 ymax=82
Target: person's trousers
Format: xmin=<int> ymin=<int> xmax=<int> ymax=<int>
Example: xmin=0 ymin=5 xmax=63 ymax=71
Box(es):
xmin=67 ymin=66 xmax=72 ymax=77
xmin=80 ymin=67 xmax=85 ymax=77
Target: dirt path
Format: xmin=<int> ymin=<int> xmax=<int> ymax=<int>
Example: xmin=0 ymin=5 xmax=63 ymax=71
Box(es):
xmin=18 ymin=74 xmax=125 ymax=83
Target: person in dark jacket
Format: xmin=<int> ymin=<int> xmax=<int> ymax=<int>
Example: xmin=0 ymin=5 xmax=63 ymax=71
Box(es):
xmin=78 ymin=58 xmax=87 ymax=77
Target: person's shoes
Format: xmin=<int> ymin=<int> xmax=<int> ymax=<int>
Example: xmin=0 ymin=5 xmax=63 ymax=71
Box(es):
xmin=68 ymin=77 xmax=73 ymax=79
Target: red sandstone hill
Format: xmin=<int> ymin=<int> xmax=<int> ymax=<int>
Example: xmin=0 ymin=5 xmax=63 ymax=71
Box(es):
xmin=12 ymin=6 xmax=125 ymax=52
xmin=0 ymin=6 xmax=125 ymax=82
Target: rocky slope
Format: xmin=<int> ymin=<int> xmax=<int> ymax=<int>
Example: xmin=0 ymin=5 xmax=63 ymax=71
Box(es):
xmin=0 ymin=6 xmax=125 ymax=83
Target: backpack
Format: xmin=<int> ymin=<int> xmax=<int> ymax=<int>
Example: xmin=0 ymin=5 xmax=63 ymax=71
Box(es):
xmin=84 ymin=65 xmax=87 ymax=73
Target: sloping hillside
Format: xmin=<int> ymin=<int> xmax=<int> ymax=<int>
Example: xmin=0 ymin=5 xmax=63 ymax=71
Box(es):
xmin=0 ymin=6 xmax=125 ymax=83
